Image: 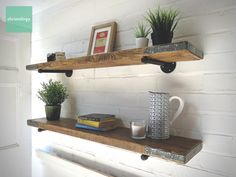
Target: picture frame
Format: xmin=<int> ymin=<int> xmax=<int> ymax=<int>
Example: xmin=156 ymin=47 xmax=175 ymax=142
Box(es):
xmin=87 ymin=22 xmax=117 ymax=55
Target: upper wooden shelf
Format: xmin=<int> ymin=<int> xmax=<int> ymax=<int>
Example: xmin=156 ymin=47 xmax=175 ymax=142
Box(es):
xmin=27 ymin=118 xmax=202 ymax=164
xmin=26 ymin=41 xmax=203 ymax=72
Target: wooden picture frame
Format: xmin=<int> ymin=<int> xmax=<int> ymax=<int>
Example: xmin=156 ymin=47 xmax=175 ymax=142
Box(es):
xmin=87 ymin=22 xmax=117 ymax=55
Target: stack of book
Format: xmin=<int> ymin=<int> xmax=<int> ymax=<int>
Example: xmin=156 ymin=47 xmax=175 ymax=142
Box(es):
xmin=75 ymin=113 xmax=119 ymax=131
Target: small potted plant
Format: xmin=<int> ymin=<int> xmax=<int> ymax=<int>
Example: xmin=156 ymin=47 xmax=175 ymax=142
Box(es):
xmin=145 ymin=6 xmax=179 ymax=45
xmin=37 ymin=79 xmax=68 ymax=121
xmin=134 ymin=22 xmax=150 ymax=48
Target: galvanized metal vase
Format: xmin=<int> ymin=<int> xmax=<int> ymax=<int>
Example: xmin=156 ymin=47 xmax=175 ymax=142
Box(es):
xmin=148 ymin=92 xmax=184 ymax=139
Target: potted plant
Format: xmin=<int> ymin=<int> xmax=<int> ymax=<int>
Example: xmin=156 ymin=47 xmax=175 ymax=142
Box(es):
xmin=134 ymin=22 xmax=150 ymax=48
xmin=145 ymin=6 xmax=179 ymax=45
xmin=37 ymin=79 xmax=68 ymax=121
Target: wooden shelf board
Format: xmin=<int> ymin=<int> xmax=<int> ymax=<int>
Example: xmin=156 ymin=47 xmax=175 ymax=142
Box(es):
xmin=27 ymin=118 xmax=202 ymax=164
xmin=26 ymin=41 xmax=203 ymax=71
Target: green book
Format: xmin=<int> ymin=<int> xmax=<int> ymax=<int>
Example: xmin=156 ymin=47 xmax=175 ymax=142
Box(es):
xmin=77 ymin=113 xmax=115 ymax=122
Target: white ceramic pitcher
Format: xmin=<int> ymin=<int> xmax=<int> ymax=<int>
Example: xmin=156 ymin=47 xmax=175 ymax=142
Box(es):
xmin=148 ymin=92 xmax=184 ymax=139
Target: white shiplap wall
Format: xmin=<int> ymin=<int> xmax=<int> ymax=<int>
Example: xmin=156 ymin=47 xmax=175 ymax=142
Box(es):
xmin=31 ymin=0 xmax=236 ymax=177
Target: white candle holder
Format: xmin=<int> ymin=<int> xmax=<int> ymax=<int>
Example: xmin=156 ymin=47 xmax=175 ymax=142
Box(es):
xmin=130 ymin=120 xmax=146 ymax=139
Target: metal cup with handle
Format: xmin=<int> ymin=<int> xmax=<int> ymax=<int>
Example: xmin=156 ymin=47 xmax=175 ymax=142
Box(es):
xmin=148 ymin=91 xmax=184 ymax=139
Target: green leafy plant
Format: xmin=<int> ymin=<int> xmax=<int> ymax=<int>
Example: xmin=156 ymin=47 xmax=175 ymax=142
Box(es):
xmin=134 ymin=22 xmax=151 ymax=38
xmin=145 ymin=6 xmax=179 ymax=33
xmin=37 ymin=79 xmax=68 ymax=106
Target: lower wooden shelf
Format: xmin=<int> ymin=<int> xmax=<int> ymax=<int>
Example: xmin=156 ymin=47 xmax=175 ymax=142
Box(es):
xmin=27 ymin=118 xmax=202 ymax=164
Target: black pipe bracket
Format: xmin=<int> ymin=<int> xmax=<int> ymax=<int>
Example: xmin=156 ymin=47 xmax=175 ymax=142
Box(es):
xmin=38 ymin=128 xmax=46 ymax=132
xmin=38 ymin=69 xmax=73 ymax=77
xmin=141 ymin=56 xmax=176 ymax=73
xmin=141 ymin=154 xmax=149 ymax=160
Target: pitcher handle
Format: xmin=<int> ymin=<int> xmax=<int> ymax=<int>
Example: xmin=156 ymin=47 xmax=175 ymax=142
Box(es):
xmin=169 ymin=96 xmax=184 ymax=125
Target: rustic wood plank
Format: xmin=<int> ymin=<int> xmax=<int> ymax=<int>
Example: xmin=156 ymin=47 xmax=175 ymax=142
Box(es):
xmin=27 ymin=118 xmax=202 ymax=164
xmin=26 ymin=41 xmax=203 ymax=71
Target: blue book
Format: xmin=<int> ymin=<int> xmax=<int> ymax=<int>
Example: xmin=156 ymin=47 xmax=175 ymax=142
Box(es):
xmin=75 ymin=123 xmax=117 ymax=131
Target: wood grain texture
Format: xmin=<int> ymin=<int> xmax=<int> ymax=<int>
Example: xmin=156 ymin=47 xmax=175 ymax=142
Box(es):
xmin=26 ymin=41 xmax=203 ymax=71
xmin=27 ymin=118 xmax=202 ymax=164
